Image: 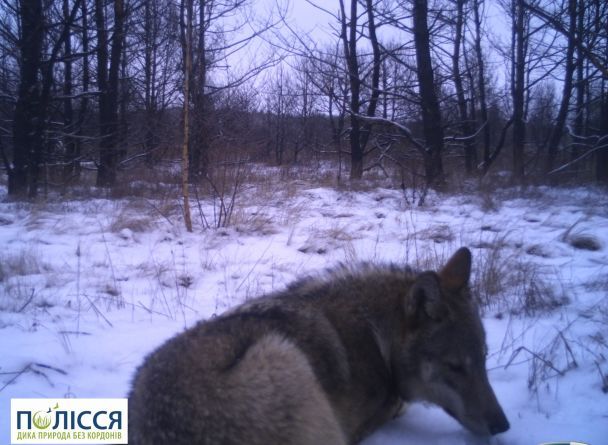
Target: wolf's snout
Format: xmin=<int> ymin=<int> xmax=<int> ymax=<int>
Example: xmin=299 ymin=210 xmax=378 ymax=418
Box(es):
xmin=479 ymin=375 xmax=510 ymax=436
xmin=488 ymin=410 xmax=510 ymax=435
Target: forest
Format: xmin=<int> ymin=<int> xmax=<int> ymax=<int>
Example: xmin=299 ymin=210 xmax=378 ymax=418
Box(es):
xmin=0 ymin=0 xmax=606 ymax=204
xmin=1 ymin=2 xmax=608 ymax=444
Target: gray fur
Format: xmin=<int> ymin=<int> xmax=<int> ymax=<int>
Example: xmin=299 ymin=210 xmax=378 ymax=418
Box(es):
xmin=129 ymin=248 xmax=509 ymax=444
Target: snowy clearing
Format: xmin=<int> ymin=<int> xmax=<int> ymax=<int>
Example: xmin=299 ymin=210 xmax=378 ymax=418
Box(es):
xmin=1 ymin=177 xmax=607 ymax=445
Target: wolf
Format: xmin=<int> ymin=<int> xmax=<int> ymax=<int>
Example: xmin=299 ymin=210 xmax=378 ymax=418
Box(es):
xmin=128 ymin=247 xmax=509 ymax=444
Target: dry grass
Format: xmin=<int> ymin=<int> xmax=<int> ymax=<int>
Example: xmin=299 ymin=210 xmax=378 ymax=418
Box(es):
xmin=472 ymin=241 xmax=512 ymax=305
xmin=560 ymin=218 xmax=603 ymax=252
xmin=471 ymin=241 xmax=568 ymax=317
xmin=231 ymin=206 xmax=279 ymax=236
xmin=500 ymin=295 xmax=608 ymax=398
xmin=0 ymin=249 xmax=52 ymax=312
xmin=584 ymin=275 xmax=608 ymax=293
xmin=394 ymin=235 xmax=548 ymax=319
xmin=108 ymin=201 xmax=158 ymax=234
xmin=504 ymin=332 xmax=578 ymax=396
xmin=110 ymin=163 xmax=181 ymax=199
xmin=0 ymin=249 xmax=45 ymax=282
xmin=415 ymin=224 xmax=455 ymax=244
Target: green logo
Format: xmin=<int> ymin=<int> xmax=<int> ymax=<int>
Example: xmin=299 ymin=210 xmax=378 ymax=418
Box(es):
xmin=32 ymin=402 xmax=59 ymax=430
xmin=32 ymin=411 xmax=52 ymax=429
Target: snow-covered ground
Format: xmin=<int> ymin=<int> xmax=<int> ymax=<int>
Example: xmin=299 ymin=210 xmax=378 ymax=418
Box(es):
xmin=1 ymin=174 xmax=607 ymax=444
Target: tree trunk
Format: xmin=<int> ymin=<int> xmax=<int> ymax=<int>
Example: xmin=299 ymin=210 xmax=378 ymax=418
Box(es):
xmin=188 ymin=0 xmax=210 ymax=180
xmin=545 ymin=0 xmax=576 ymax=174
xmin=62 ymin=0 xmax=75 ymax=183
xmin=340 ymin=0 xmax=363 ymax=180
xmin=473 ymin=0 xmax=493 ymax=175
xmin=597 ymin=92 xmax=608 ymax=182
xmin=360 ymin=0 xmax=381 ymax=151
xmin=95 ymin=0 xmax=125 ymax=187
xmin=72 ymin=0 xmax=90 ymax=179
xmin=453 ymin=0 xmax=476 ymax=175
xmin=413 ymin=0 xmax=445 ymax=186
xmin=597 ymin=39 xmax=608 ymax=183
xmin=10 ymin=0 xmax=44 ymax=198
xmin=119 ymin=36 xmax=128 ymax=159
xmin=511 ymin=0 xmax=526 ymax=180
xmin=181 ymin=0 xmax=193 ymax=232
xmin=143 ymin=0 xmax=157 ymax=165
xmin=572 ymin=0 xmax=586 ymax=164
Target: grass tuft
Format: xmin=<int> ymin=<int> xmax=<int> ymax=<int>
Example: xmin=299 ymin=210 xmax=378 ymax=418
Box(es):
xmin=472 ymin=242 xmax=567 ymax=317
xmin=0 ymin=249 xmax=44 ymax=282
xmin=566 ymin=234 xmax=602 ymax=251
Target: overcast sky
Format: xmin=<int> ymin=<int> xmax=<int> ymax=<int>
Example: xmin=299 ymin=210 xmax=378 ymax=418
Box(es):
xmin=226 ymin=0 xmax=514 ymax=93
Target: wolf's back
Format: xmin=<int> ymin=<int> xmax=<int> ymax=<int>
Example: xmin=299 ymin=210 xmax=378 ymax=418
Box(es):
xmin=128 ymin=301 xmax=350 ymax=445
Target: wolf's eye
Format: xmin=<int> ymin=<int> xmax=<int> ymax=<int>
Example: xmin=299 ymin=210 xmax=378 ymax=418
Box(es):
xmin=447 ymin=362 xmax=466 ymax=375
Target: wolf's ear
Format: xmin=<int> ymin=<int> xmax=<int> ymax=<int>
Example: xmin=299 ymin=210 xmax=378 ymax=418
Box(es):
xmin=408 ymin=272 xmax=445 ymax=321
xmin=439 ymin=247 xmax=471 ymax=292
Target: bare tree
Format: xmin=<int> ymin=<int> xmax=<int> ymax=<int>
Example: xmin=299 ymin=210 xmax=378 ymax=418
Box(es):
xmin=180 ymin=0 xmax=276 ymax=180
xmin=61 ymin=0 xmax=74 ymax=183
xmin=472 ymin=0 xmax=499 ymax=175
xmin=63 ymin=0 xmax=92 ymax=182
xmin=338 ymin=0 xmax=364 ymax=179
xmin=451 ymin=0 xmax=477 ymax=175
xmin=182 ymin=0 xmax=194 ymax=232
xmin=265 ymin=65 xmax=294 ymax=165
xmin=523 ymin=0 xmax=606 ymax=181
xmin=335 ymin=0 xmax=382 ymax=179
xmin=544 ymin=0 xmax=577 ymax=174
xmin=4 ymin=0 xmax=81 ymax=197
xmin=302 ymin=43 xmax=349 ymax=178
xmin=94 ymin=0 xmax=127 ymax=187
xmin=291 ymin=58 xmax=320 ymax=163
xmin=131 ymin=0 xmax=181 ymax=165
xmin=413 ymin=0 xmax=445 ymax=186
xmin=8 ymin=0 xmax=44 ymax=197
xmin=511 ymin=0 xmax=527 ymax=180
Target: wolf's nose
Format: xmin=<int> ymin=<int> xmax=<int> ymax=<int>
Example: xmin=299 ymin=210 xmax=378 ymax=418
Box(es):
xmin=489 ymin=417 xmax=510 ymax=435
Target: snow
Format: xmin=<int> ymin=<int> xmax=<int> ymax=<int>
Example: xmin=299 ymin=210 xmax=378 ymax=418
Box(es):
xmin=1 ymin=177 xmax=607 ymax=444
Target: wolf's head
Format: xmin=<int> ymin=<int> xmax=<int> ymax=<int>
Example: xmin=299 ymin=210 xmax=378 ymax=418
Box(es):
xmin=395 ymin=247 xmax=509 ymax=436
